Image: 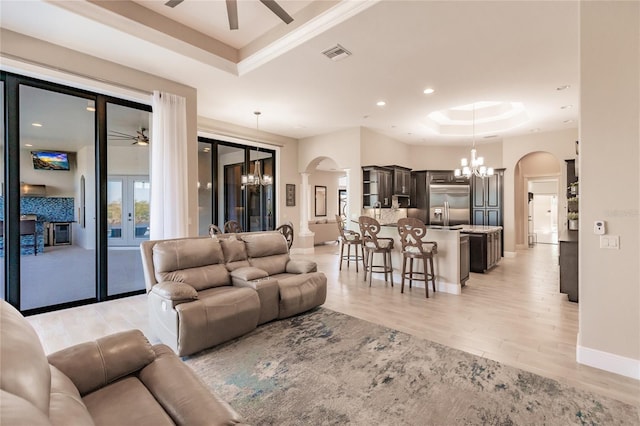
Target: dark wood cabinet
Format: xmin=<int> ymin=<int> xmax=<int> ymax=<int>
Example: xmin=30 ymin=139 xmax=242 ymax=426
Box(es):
xmin=559 ymin=230 xmax=578 ymax=302
xmin=471 ymin=170 xmax=504 ymax=226
xmin=386 ymin=165 xmax=412 ymax=196
xmin=464 ymin=229 xmax=502 ymax=273
xmin=362 ymin=166 xmax=392 ymax=208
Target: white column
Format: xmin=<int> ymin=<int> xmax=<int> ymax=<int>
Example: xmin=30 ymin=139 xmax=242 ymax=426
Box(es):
xmin=299 ymin=172 xmax=312 ymax=236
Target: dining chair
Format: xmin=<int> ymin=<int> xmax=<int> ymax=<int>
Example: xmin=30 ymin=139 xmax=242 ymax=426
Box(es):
xmin=397 ymin=217 xmax=438 ymax=297
xmin=223 ymin=220 xmax=243 ymax=233
xmin=358 ymin=216 xmax=394 ymax=286
xmin=208 ymin=224 xmax=222 ymax=237
xmin=276 ymin=223 xmax=294 ymax=250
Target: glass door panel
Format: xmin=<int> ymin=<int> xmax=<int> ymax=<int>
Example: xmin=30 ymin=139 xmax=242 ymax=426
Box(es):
xmin=247 ymin=149 xmax=274 ymax=231
xmin=106 ymin=102 xmax=150 ymax=296
xmin=0 ymin=81 xmax=4 ymax=301
xmin=219 ymin=145 xmax=245 ymax=230
xmin=198 ymin=141 xmax=213 ymax=235
xmin=18 ymin=85 xmax=96 ymax=310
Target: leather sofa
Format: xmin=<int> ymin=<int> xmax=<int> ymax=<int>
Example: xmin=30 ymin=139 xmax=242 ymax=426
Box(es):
xmin=140 ymin=231 xmax=327 ymax=356
xmin=0 ymin=300 xmax=246 ymax=426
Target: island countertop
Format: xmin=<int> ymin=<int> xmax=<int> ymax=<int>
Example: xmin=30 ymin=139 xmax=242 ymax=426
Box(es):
xmin=459 ymin=225 xmax=503 ymax=234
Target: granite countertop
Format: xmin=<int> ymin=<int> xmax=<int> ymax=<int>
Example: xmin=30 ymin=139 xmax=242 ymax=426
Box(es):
xmin=459 ymin=225 xmax=503 ymax=234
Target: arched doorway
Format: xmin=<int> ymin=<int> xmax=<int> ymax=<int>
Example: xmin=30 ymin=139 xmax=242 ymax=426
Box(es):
xmin=513 ymin=152 xmax=562 ymax=248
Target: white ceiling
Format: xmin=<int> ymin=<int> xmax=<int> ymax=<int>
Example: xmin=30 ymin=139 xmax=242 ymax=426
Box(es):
xmin=0 ymin=0 xmax=580 ymax=146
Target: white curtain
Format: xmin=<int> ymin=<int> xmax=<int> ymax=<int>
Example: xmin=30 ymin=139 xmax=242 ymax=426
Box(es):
xmin=150 ymin=91 xmax=188 ymax=239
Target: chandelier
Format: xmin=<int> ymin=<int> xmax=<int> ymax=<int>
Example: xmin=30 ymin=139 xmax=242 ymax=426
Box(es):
xmin=241 ymin=159 xmax=272 ymax=188
xmin=454 ymin=103 xmax=494 ymax=178
xmin=241 ymin=111 xmax=272 ymax=188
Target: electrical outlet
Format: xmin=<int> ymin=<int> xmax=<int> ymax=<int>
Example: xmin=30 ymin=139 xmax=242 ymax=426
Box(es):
xmin=594 ymin=220 xmax=606 ymax=235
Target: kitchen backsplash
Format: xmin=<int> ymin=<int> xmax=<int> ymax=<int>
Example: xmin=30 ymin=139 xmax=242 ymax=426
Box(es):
xmin=360 ymin=208 xmax=407 ymax=225
xmin=0 ymin=197 xmax=75 ymax=222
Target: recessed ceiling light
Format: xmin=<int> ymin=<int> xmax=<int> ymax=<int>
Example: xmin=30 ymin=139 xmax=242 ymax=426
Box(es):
xmin=556 ymin=85 xmax=571 ymax=91
xmin=423 ymin=88 xmax=435 ymax=95
xmin=25 ymin=144 xmax=33 ymax=147
xmin=560 ymin=104 xmax=573 ymax=109
xmin=86 ymin=100 xmax=96 ymax=112
xmin=32 ymin=123 xmax=42 ymax=127
xmin=203 ymin=147 xmax=210 ymax=152
xmin=376 ymin=101 xmax=386 ymax=107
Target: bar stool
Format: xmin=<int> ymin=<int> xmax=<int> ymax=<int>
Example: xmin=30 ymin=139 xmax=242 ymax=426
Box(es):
xmin=276 ymin=222 xmax=294 ymax=250
xmin=335 ymin=215 xmax=363 ymax=272
xmin=359 ymin=216 xmax=394 ymax=286
xmin=397 ymin=217 xmax=437 ymax=298
xmin=208 ymin=224 xmax=222 ymax=237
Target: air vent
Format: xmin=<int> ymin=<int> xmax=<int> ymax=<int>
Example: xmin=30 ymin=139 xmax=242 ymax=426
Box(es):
xmin=483 ymin=134 xmax=499 ymax=139
xmin=322 ymin=44 xmax=352 ymax=61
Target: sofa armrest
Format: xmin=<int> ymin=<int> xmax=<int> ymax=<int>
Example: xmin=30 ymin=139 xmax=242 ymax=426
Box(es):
xmin=151 ymin=281 xmax=198 ymax=301
xmin=47 ymin=330 xmax=156 ymax=396
xmin=230 ymin=266 xmax=269 ymax=281
xmin=286 ymin=259 xmax=317 ymax=274
xmin=140 ymin=345 xmax=247 ymax=425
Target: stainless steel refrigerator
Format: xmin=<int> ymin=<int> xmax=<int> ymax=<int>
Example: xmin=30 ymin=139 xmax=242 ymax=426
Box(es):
xmin=428 ymin=184 xmax=470 ymax=226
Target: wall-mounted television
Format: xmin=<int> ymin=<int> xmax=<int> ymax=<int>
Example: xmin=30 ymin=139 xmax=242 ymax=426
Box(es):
xmin=31 ymin=151 xmax=70 ymax=171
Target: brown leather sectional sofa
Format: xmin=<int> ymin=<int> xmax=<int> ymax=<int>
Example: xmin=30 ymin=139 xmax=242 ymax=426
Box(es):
xmin=0 ymin=300 xmax=247 ymax=426
xmin=140 ymin=231 xmax=328 ymax=356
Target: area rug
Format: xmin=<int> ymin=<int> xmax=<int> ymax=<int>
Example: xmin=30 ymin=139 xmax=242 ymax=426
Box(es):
xmin=184 ymin=308 xmax=638 ymax=425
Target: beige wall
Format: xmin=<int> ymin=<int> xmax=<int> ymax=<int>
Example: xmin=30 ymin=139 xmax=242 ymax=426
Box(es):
xmin=299 ymin=128 xmax=361 ymax=228
xmin=410 ymin=141 xmax=503 ymax=171
xmin=309 ymin=171 xmax=345 ymax=221
xmin=578 ymin=1 xmax=639 ymax=372
xmin=0 ymin=29 xmax=199 ymax=235
xmin=360 ymin=127 xmax=411 ymax=167
xmin=502 ymin=128 xmax=578 ymax=252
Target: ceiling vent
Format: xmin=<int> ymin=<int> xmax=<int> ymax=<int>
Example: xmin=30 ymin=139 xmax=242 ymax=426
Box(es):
xmin=322 ymin=44 xmax=352 ymax=61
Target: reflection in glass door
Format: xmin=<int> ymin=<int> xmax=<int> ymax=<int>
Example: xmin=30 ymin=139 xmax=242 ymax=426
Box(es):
xmin=106 ymin=102 xmax=150 ymax=296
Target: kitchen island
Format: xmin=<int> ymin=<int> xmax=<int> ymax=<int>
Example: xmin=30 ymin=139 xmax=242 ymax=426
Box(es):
xmin=360 ymin=222 xmax=470 ymax=295
xmin=460 ymin=225 xmax=503 ymax=272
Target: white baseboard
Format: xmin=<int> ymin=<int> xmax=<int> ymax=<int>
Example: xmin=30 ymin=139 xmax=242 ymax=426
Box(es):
xmin=504 ymin=251 xmax=517 ymax=258
xmin=576 ymin=343 xmax=640 ymax=380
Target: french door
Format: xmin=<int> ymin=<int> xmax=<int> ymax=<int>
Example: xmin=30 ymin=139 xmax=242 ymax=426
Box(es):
xmin=107 ymin=176 xmax=150 ymax=246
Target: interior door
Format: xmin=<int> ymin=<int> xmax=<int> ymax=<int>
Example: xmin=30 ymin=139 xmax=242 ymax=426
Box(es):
xmin=108 ymin=176 xmax=149 ymax=246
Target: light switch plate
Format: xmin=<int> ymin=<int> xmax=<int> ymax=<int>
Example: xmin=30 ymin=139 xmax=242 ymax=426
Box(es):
xmin=600 ymin=235 xmax=620 ymax=249
xmin=594 ymin=220 xmax=605 ymax=235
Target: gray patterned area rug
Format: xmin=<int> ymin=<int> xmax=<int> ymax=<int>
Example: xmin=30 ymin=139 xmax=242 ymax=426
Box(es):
xmin=184 ymin=308 xmax=638 ymax=425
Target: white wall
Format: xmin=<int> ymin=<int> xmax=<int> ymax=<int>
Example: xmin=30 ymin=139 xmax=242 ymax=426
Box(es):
xmin=578 ymin=1 xmax=639 ymax=377
xmin=107 ymin=146 xmax=149 ymax=175
xmin=360 ymin=127 xmax=411 ymax=167
xmin=410 ymin=141 xmax=503 ymax=171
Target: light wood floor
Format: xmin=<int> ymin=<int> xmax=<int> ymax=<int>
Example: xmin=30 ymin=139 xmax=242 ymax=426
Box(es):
xmin=26 ymin=242 xmax=640 ymax=407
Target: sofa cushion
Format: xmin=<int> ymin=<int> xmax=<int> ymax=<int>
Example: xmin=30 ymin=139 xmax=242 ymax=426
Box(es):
xmin=0 ymin=301 xmax=52 ymax=414
xmin=175 ymin=287 xmax=260 ymax=356
xmin=0 ymin=390 xmax=52 ymax=426
xmin=286 ymin=259 xmax=317 ymax=274
xmin=220 ymin=236 xmax=250 ymax=271
xmin=48 ymin=330 xmax=156 ymax=397
xmin=153 ymin=238 xmax=225 ymax=279
xmin=48 ymin=366 xmax=94 ymax=426
xmin=83 ymin=377 xmax=174 ymax=426
xmin=139 ymin=345 xmax=245 ymax=425
xmin=277 ymin=272 xmax=328 ymax=319
xmin=158 ymin=264 xmax=230 ymax=291
xmin=242 ymin=232 xmax=288 ymax=258
xmin=230 ymin=266 xmax=269 ymax=281
xmin=249 ymin=254 xmax=290 ymax=276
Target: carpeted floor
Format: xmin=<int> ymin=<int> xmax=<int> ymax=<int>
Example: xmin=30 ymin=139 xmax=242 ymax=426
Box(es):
xmin=184 ymin=308 xmax=639 ymax=426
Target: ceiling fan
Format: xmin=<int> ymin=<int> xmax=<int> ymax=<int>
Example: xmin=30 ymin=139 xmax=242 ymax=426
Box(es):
xmin=164 ymin=0 xmax=293 ymax=30
xmin=108 ymin=128 xmax=149 ymax=146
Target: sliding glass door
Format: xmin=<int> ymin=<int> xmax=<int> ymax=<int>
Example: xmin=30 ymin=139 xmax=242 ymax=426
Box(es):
xmin=2 ymin=71 xmax=151 ymax=313
xmin=198 ymin=138 xmax=276 ymax=235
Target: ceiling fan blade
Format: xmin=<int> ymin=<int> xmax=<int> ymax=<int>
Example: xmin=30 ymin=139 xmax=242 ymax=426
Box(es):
xmin=226 ymin=0 xmax=239 ymax=30
xmin=259 ymin=0 xmax=293 ymax=25
xmin=165 ymin=0 xmax=184 ymax=8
